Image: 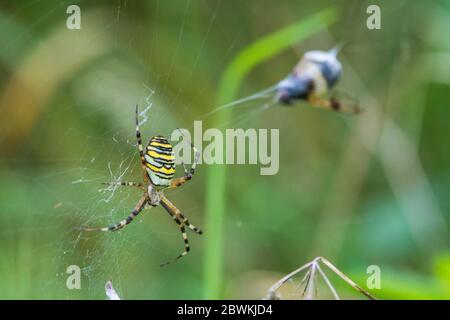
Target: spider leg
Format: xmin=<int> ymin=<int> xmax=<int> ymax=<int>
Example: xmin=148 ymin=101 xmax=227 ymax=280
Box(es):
xmin=81 ymin=195 xmax=148 ymax=232
xmin=168 ymin=131 xmax=200 ymax=189
xmin=102 ymin=181 xmax=144 ymax=189
xmin=160 ymin=196 xmax=203 ymax=234
xmin=179 ymin=214 xmax=203 ymax=234
xmin=158 ymin=196 xmax=202 ymax=267
xmin=307 ymin=94 xmax=361 ymax=114
xmin=160 ymin=220 xmax=190 ymax=267
xmin=135 ymin=105 xmax=150 ymax=182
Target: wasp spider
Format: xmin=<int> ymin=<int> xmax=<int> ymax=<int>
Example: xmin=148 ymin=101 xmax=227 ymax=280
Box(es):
xmin=82 ymin=106 xmax=202 ymax=266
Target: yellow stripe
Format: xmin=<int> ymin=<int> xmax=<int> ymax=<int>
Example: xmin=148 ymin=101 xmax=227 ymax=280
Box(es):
xmin=150 ymin=141 xmax=173 ymax=148
xmin=146 ymin=163 xmax=175 ymax=175
xmin=147 ymin=150 xmax=175 ymax=161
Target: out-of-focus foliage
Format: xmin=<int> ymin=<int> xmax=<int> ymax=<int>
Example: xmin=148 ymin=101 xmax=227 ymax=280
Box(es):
xmin=0 ymin=0 xmax=449 ymax=299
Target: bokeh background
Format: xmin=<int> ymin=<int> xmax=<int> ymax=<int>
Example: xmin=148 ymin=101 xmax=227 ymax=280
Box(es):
xmin=0 ymin=0 xmax=449 ymax=299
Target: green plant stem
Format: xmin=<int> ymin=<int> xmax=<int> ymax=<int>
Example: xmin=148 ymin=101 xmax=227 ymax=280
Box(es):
xmin=203 ymin=7 xmax=338 ymax=299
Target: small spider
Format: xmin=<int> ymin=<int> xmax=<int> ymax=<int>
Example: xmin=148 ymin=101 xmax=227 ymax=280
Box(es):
xmin=81 ymin=106 xmax=202 ymax=266
xmin=275 ymin=48 xmax=360 ymax=113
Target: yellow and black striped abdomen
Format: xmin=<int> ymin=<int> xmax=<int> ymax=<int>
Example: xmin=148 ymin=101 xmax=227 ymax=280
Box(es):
xmin=145 ymin=136 xmax=175 ymax=187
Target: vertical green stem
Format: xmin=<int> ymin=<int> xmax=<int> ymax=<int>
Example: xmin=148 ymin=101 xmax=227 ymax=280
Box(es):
xmin=203 ymin=7 xmax=338 ymax=299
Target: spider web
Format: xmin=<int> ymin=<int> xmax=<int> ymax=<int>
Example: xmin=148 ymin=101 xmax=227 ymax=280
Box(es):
xmin=2 ymin=0 xmax=420 ymax=300
xmin=0 ymin=0 xmax=220 ymax=299
xmin=37 ymin=90 xmax=171 ymax=299
xmin=2 ymin=0 xmax=332 ymax=300
xmin=20 ymin=0 xmax=267 ymax=299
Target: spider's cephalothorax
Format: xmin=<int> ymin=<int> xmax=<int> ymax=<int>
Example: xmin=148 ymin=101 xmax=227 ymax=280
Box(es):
xmin=147 ymin=183 xmax=164 ymax=206
xmin=82 ymin=106 xmax=202 ymax=266
xmin=145 ymin=136 xmax=175 ymax=188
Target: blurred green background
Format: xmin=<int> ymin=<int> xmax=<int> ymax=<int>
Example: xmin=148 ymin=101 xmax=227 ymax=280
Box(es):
xmin=0 ymin=0 xmax=449 ymax=299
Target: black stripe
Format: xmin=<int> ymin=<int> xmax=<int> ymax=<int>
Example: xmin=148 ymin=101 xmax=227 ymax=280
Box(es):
xmin=148 ymin=170 xmax=173 ymax=179
xmin=146 ymin=164 xmax=174 ymax=174
xmin=147 ymin=146 xmax=173 ymax=154
xmin=154 ymin=172 xmax=174 ymax=179
xmin=151 ymin=137 xmax=170 ymax=143
xmin=152 ymin=158 xmax=175 ymax=166
xmin=146 ymin=158 xmax=175 ymax=169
